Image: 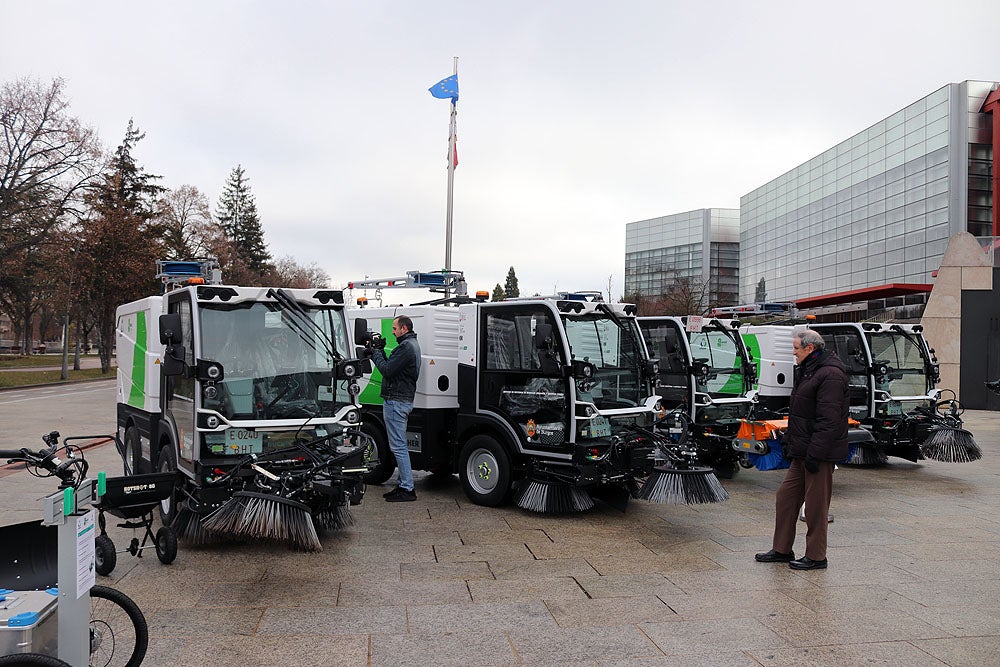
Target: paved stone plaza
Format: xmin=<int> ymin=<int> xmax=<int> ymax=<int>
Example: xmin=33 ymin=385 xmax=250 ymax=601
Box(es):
xmin=2 ymin=401 xmax=999 ymax=666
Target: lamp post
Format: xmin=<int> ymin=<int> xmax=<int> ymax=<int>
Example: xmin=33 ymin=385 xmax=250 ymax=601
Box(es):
xmin=60 ymin=247 xmax=78 ymax=381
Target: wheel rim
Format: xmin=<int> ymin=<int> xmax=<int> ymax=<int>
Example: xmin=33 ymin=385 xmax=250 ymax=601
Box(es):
xmin=158 ymin=458 xmax=172 ymax=517
xmin=124 ymin=428 xmax=139 ymax=474
xmin=465 ymin=447 xmax=499 ymax=495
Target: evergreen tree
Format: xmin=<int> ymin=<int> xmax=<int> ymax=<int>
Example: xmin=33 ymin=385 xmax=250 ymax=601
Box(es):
xmin=503 ymin=266 xmax=520 ymax=299
xmin=755 ymin=277 xmax=767 ymax=302
xmin=78 ymin=119 xmax=164 ymax=372
xmin=491 ymin=283 xmax=504 ymax=302
xmin=216 ymin=165 xmax=271 ymax=275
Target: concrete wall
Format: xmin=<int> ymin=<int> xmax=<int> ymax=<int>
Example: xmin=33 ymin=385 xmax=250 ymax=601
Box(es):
xmin=920 ymin=232 xmax=992 ymax=403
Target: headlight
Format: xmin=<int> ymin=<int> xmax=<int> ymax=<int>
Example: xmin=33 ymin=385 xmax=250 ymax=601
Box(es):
xmin=206 ymin=415 xmax=219 ymax=429
xmin=345 ymin=409 xmax=360 ymax=424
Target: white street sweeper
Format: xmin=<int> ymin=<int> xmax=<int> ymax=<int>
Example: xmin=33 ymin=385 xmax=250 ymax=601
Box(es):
xmin=737 ymin=322 xmax=979 ymax=465
xmin=345 ymin=271 xmax=729 ymax=512
xmin=115 ymin=259 xmax=373 ymax=550
xmin=636 ymin=316 xmax=758 ymax=478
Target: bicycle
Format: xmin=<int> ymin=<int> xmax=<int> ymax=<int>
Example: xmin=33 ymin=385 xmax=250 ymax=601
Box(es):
xmin=0 ymin=432 xmax=148 ymax=666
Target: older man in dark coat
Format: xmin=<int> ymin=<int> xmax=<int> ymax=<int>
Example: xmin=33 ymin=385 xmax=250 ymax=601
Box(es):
xmin=755 ymin=328 xmax=849 ymax=570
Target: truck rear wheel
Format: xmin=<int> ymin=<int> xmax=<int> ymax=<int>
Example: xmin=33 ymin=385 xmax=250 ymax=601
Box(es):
xmin=459 ymin=435 xmax=512 ymax=507
xmin=361 ymin=422 xmax=395 ymax=485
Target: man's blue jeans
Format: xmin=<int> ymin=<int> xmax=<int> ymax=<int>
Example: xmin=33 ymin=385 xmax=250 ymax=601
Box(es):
xmin=383 ymin=399 xmax=415 ymax=491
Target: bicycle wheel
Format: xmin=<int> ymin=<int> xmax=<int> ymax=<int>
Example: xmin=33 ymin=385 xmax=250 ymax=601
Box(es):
xmin=0 ymin=655 xmax=71 ymax=667
xmin=89 ymin=585 xmax=148 ymax=667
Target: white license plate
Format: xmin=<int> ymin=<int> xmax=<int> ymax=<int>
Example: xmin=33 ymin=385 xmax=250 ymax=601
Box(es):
xmin=225 ymin=428 xmax=263 ymax=455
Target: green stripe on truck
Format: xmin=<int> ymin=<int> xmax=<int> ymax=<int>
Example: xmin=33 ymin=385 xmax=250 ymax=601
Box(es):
xmin=128 ymin=312 xmax=147 ymax=408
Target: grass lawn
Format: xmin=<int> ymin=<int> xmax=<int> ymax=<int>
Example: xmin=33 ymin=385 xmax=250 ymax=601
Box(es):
xmin=0 ymin=366 xmax=114 ymax=389
xmin=0 ymin=354 xmax=102 ymax=369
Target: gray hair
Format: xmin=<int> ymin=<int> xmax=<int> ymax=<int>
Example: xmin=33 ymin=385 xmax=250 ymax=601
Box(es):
xmin=794 ymin=328 xmax=826 ymax=350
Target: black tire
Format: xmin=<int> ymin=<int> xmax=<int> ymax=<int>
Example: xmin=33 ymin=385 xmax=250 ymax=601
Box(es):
xmin=0 ymin=654 xmax=72 ymax=666
xmin=156 ymin=443 xmax=179 ymax=526
xmin=361 ymin=421 xmax=395 ymax=485
xmin=154 ymin=526 xmax=178 ymax=564
xmin=459 ymin=435 xmax=513 ymax=507
xmin=122 ymin=425 xmax=142 ymax=475
xmin=90 ymin=585 xmax=148 ymax=667
xmin=94 ymin=534 xmax=117 ymax=576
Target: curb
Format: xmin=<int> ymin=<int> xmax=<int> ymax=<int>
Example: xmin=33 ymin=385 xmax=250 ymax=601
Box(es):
xmin=0 ymin=377 xmax=116 ymax=393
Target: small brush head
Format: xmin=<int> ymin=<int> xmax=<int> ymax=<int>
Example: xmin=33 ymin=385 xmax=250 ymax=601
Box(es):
xmin=314 ymin=503 xmax=355 ymax=531
xmin=173 ymin=507 xmax=222 ymax=545
xmin=513 ymin=479 xmax=594 ymax=513
xmin=843 ymin=443 xmax=889 ymax=466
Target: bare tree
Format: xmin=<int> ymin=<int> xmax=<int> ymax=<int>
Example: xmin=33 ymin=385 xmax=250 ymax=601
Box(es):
xmin=0 ymin=77 xmax=101 ymax=268
xmin=629 ymin=274 xmax=712 ymax=316
xmin=269 ymin=255 xmax=330 ymax=288
xmin=159 ymin=185 xmax=215 ymax=259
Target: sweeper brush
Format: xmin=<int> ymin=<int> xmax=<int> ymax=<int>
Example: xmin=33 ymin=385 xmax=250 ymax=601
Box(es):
xmin=173 ymin=506 xmax=221 ymax=545
xmin=638 ymin=465 xmax=730 ymax=504
xmin=921 ymin=427 xmax=982 ymax=463
xmin=513 ymin=478 xmax=595 ymax=513
xmin=630 ymin=411 xmax=730 ymax=506
xmin=204 ymin=491 xmax=322 ymax=551
xmin=844 ymin=443 xmax=889 ymax=466
xmin=313 ymin=503 xmax=355 ymax=531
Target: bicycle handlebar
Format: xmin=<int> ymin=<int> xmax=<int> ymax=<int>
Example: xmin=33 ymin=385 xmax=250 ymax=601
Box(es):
xmin=0 ymin=431 xmax=89 ymax=487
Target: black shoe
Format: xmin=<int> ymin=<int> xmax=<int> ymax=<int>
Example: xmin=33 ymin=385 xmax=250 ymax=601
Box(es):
xmin=382 ymin=485 xmax=402 ymax=498
xmin=789 ymin=556 xmax=827 ymax=570
xmin=384 ymin=487 xmax=416 ymax=502
xmin=755 ymin=549 xmax=795 ymax=563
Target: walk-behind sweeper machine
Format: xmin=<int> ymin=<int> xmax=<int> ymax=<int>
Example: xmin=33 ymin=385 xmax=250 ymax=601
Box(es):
xmin=115 ymin=260 xmax=373 ymax=550
xmin=734 ymin=322 xmax=979 ymax=467
xmin=345 ymin=271 xmax=729 ymax=513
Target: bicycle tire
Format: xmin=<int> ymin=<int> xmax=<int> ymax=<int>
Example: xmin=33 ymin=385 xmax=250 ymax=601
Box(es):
xmin=0 ymin=655 xmax=71 ymax=667
xmin=89 ymin=585 xmax=148 ymax=667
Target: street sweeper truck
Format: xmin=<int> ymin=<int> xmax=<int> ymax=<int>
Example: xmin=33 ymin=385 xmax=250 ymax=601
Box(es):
xmin=737 ymin=322 xmax=979 ymax=465
xmin=636 ymin=316 xmax=758 ymax=478
xmin=115 ymin=259 xmax=373 ymax=550
xmin=345 ymin=271 xmax=730 ymax=512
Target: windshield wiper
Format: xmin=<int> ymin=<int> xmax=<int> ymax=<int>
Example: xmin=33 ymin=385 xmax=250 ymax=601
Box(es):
xmin=266 ymin=288 xmax=344 ymax=363
xmin=595 ymin=303 xmax=640 ymax=368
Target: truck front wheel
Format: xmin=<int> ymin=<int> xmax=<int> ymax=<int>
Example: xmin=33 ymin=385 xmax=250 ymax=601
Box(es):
xmin=459 ymin=435 xmax=512 ymax=507
xmin=157 ymin=444 xmax=180 ymax=526
xmin=361 ymin=422 xmax=395 ymax=485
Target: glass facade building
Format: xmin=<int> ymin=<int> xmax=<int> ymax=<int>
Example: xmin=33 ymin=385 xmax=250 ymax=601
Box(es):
xmin=625 ymin=208 xmax=740 ymax=307
xmin=739 ymin=80 xmax=997 ymax=304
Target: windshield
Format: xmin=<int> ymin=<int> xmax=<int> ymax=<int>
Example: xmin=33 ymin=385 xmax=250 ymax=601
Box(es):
xmin=563 ymin=313 xmax=648 ymax=409
xmin=199 ymin=302 xmax=353 ymax=420
xmin=867 ymin=331 xmax=931 ymax=397
xmin=687 ymin=328 xmax=747 ymax=398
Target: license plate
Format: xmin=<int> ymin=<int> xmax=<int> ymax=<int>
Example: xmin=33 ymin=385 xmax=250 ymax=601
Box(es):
xmin=226 ymin=428 xmax=263 ymax=455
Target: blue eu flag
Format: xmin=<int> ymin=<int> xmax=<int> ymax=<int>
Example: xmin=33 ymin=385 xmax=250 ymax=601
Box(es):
xmin=429 ymin=75 xmax=459 ymax=102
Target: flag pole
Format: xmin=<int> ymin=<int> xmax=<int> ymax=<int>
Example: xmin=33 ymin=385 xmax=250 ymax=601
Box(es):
xmin=444 ymin=56 xmax=458 ymax=286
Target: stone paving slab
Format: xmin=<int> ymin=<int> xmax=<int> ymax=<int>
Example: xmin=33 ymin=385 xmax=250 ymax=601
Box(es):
xmin=2 ymin=389 xmax=1000 ymax=665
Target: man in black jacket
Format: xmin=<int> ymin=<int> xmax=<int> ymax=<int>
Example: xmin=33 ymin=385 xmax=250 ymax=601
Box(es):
xmin=756 ymin=328 xmax=848 ymax=570
xmin=370 ymin=316 xmax=422 ymax=502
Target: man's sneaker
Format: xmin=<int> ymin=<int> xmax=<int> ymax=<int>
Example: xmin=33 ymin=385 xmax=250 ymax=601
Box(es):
xmin=382 ymin=485 xmax=402 ymax=498
xmin=384 ymin=487 xmax=416 ymax=502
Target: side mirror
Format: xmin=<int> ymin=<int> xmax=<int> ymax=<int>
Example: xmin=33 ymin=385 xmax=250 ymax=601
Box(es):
xmin=161 ymin=344 xmax=187 ymax=377
xmin=159 ymin=313 xmax=182 ymax=345
xmin=353 ymin=318 xmax=370 ymax=345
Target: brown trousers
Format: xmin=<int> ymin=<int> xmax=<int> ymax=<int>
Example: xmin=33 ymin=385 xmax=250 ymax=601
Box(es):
xmin=772 ymin=459 xmax=834 ymax=560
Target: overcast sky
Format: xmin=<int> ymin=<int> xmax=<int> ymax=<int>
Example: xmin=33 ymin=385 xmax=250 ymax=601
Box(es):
xmin=2 ymin=1 xmax=997 ymax=302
